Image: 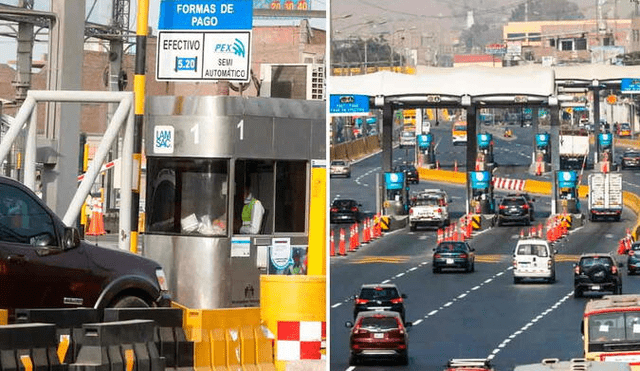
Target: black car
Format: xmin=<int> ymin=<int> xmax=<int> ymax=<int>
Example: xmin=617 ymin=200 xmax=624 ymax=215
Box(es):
xmin=628 ymin=242 xmax=640 ymax=274
xmin=620 ymin=150 xmax=640 ymax=170
xmin=330 ymin=199 xmax=362 ymax=224
xmin=0 ymin=175 xmax=171 ymax=321
xmin=574 ymin=253 xmax=622 ymax=298
xmin=432 ymin=241 xmax=475 ymax=273
xmin=497 ymin=195 xmax=531 ymax=226
xmin=353 ymin=284 xmax=407 ymax=322
xmin=506 ymin=193 xmax=535 ymax=221
xmin=394 ymin=163 xmax=419 ymax=184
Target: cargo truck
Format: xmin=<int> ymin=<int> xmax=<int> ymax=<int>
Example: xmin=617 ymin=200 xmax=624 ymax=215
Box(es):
xmin=588 ymin=172 xmax=623 ymax=221
xmin=559 ymin=130 xmax=590 ymax=170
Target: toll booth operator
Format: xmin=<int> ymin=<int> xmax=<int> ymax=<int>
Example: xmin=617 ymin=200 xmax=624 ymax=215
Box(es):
xmin=239 ymin=186 xmax=265 ymax=234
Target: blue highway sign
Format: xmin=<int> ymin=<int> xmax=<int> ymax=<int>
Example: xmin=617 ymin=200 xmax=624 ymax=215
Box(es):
xmin=159 ymin=0 xmax=253 ymax=30
xmin=329 ymin=94 xmax=370 ymax=115
xmin=621 ymin=78 xmax=640 ymax=94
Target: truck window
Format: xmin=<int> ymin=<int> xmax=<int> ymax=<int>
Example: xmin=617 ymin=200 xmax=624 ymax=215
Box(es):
xmin=0 ymin=184 xmax=56 ymax=245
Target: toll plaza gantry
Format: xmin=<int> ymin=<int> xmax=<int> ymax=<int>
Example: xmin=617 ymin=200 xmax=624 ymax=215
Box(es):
xmin=330 ymin=67 xmax=559 ymax=214
xmin=553 ymin=64 xmax=640 ymax=170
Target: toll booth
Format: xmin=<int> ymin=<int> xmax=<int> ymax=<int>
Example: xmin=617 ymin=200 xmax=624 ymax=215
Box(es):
xmin=535 ymin=132 xmax=550 ymax=163
xmin=470 ymin=171 xmax=494 ymax=214
xmin=476 ymin=133 xmax=494 ymax=171
xmin=384 ymin=172 xmax=409 ymax=216
xmin=533 ymin=132 xmax=550 ymax=175
xmin=597 ymin=132 xmax=613 ymax=172
xmin=416 ymin=132 xmax=435 ymax=168
xmin=142 ymin=96 xmax=324 ymax=309
xmin=557 ymin=170 xmax=581 ymax=214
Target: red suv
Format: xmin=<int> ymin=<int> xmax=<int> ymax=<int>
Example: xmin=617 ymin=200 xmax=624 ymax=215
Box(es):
xmin=0 ymin=176 xmax=171 ymax=321
xmin=346 ymin=311 xmax=411 ymax=365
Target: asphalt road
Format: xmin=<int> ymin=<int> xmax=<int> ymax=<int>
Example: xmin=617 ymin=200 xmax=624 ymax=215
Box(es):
xmin=330 ymin=122 xmax=640 ymax=370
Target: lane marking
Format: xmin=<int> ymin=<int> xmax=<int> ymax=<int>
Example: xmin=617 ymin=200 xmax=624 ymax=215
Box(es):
xmin=414 ymin=319 xmax=423 ymax=325
xmin=486 ymin=290 xmax=574 ymax=361
xmin=331 ymin=303 xmax=342 ymax=308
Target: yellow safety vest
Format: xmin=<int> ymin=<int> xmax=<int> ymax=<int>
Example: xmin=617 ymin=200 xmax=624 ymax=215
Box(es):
xmin=242 ymin=198 xmax=256 ymax=223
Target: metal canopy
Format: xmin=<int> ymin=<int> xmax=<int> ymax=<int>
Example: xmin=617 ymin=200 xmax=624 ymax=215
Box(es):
xmin=553 ymin=64 xmax=640 ymax=84
xmin=330 ymin=66 xmax=557 ymax=106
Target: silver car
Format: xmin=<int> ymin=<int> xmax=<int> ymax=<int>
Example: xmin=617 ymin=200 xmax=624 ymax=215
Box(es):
xmin=330 ymin=160 xmax=351 ymax=178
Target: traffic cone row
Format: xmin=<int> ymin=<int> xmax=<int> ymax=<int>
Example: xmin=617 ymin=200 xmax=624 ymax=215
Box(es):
xmin=618 ymin=229 xmax=635 ymax=255
xmin=544 ymin=215 xmax=569 ymax=243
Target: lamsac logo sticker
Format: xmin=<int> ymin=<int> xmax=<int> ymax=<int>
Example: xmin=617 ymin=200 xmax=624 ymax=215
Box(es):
xmin=154 ymin=125 xmax=174 ymax=154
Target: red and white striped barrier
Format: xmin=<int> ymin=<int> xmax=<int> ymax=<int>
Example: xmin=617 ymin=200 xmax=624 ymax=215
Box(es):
xmin=493 ymin=177 xmax=525 ymax=191
xmin=77 ymin=159 xmax=118 ymax=182
xmin=277 ymin=321 xmax=326 ymax=361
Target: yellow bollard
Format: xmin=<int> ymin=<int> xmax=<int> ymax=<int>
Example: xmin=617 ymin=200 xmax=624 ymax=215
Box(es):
xmin=261 ymin=275 xmax=326 ymax=371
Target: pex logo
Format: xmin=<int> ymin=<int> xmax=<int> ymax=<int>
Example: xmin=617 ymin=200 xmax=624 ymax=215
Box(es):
xmin=214 ymin=38 xmax=245 ymax=57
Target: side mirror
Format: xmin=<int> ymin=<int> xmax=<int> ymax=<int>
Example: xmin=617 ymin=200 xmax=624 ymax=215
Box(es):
xmin=433 ymin=248 xmax=436 ymax=252
xmin=554 ymin=250 xmax=559 ymax=255
xmin=404 ymin=321 xmax=413 ymax=328
xmin=345 ymin=321 xmax=354 ymax=328
xmin=401 ymin=293 xmax=408 ymax=299
xmin=63 ymin=227 xmax=81 ymax=250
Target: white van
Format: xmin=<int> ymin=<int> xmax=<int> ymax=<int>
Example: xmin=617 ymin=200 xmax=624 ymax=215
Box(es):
xmin=513 ymin=238 xmax=556 ymax=284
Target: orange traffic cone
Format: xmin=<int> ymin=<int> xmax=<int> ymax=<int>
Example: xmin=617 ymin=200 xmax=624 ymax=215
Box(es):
xmin=86 ymin=198 xmax=106 ymax=236
xmin=339 ymin=229 xmax=346 ymax=255
xmin=330 ymin=230 xmax=335 ymax=257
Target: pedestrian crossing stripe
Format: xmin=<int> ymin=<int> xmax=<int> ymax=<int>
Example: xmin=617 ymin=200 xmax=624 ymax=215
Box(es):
xmin=352 ymin=256 xmax=409 ymax=264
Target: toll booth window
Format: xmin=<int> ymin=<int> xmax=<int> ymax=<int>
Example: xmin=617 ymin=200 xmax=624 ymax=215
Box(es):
xmin=146 ymin=158 xmax=228 ymax=236
xmin=275 ymin=161 xmax=306 ymax=233
xmin=0 ymin=184 xmax=56 ymax=245
xmin=234 ymin=159 xmax=307 ymax=234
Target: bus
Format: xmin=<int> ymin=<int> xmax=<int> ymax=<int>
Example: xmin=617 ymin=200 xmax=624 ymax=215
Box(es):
xmin=582 ymin=294 xmax=640 ymax=369
xmin=403 ymin=109 xmax=417 ymax=129
xmin=452 ymin=120 xmax=468 ymax=146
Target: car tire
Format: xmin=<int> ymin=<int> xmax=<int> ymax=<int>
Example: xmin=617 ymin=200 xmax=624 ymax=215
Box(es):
xmin=433 ymin=267 xmax=440 ymax=274
xmin=471 ymin=261 xmax=475 ymax=272
xmin=111 ymin=295 xmax=150 ymax=308
xmin=398 ymin=351 xmax=409 ymax=366
xmin=497 ymin=219 xmax=503 ymax=227
xmin=513 ymin=277 xmax=520 ymax=284
xmin=574 ymin=288 xmax=582 ymax=298
xmin=548 ymin=273 xmax=556 ymax=284
xmin=616 ymin=284 xmax=623 ymax=295
xmin=410 ymin=224 xmax=416 ymax=232
xmin=349 ymin=354 xmax=359 ymax=366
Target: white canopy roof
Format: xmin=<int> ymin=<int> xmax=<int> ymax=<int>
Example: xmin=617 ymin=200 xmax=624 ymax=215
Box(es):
xmin=329 ymin=64 xmax=640 ymax=99
xmin=329 ymin=66 xmax=556 ymax=98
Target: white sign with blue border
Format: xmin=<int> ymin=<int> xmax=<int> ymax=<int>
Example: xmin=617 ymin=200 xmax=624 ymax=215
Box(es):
xmin=156 ymin=31 xmax=251 ymax=82
xmin=621 ymin=78 xmax=640 ymax=94
xmin=159 ymin=0 xmax=253 ymax=30
xmin=157 ymin=0 xmax=252 ymax=82
xmin=329 ymin=94 xmax=370 ymax=116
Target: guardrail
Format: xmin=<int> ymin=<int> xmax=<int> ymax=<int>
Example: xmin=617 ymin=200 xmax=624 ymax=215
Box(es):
xmin=331 ymin=135 xmax=381 ymax=161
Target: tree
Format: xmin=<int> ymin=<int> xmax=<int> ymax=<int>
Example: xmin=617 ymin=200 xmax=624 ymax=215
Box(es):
xmin=510 ymin=0 xmax=584 ymax=21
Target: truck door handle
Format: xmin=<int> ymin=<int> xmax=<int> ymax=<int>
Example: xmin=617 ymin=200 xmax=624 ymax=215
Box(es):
xmin=7 ymin=255 xmax=26 ymax=264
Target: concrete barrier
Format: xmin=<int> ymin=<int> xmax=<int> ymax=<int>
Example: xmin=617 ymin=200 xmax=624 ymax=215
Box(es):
xmin=0 ymin=322 xmax=60 ymax=371
xmin=418 ymin=169 xmax=466 ymax=184
xmin=172 ymin=304 xmax=275 ymax=371
xmin=0 ymin=310 xmax=7 ymax=325
xmin=69 ymin=319 xmax=164 ymax=371
xmin=14 ymin=308 xmax=101 ymax=364
xmin=103 ymin=308 xmax=193 ymax=371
